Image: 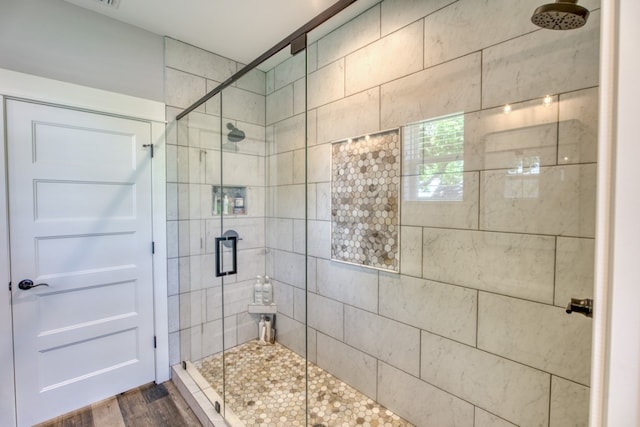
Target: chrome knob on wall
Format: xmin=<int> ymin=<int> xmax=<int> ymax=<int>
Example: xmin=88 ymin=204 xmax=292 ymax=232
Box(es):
xmin=566 ymin=298 xmax=593 ymax=318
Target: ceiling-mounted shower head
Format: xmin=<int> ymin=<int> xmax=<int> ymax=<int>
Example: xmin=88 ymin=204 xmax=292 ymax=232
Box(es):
xmin=531 ymin=0 xmax=590 ymax=30
xmin=226 ymin=122 xmax=245 ymax=142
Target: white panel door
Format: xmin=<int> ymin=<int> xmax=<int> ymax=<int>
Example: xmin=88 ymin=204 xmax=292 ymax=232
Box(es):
xmin=7 ymin=100 xmax=155 ymax=426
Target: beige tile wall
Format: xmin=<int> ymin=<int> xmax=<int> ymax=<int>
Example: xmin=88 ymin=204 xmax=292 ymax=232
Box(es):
xmin=266 ymin=0 xmax=600 ymax=426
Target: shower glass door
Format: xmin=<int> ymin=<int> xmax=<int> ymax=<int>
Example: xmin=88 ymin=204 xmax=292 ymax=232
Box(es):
xmin=217 ymin=44 xmax=310 ymax=425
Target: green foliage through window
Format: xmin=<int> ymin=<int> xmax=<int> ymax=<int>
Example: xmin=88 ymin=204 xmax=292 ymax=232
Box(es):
xmin=404 ymin=113 xmax=464 ymax=201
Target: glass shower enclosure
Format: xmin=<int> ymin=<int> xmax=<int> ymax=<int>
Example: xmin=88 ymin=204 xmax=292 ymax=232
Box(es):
xmin=170 ymin=0 xmax=600 ymax=425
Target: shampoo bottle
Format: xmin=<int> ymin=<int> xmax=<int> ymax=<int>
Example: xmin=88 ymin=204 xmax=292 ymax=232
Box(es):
xmin=214 ymin=192 xmax=221 ymax=215
xmin=264 ymin=316 xmax=272 ymax=344
xmin=223 ymin=194 xmax=230 ymax=215
xmin=254 ymin=275 xmax=263 ymax=304
xmin=258 ymin=315 xmax=267 ymax=345
xmin=263 ymin=276 xmax=272 ymax=305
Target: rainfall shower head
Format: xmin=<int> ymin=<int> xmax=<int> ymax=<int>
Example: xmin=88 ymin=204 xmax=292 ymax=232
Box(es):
xmin=531 ymin=0 xmax=589 ymax=30
xmin=226 ymin=122 xmax=245 ymax=142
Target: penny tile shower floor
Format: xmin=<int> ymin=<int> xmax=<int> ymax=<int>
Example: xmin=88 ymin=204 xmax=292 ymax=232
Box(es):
xmin=194 ymin=340 xmax=414 ymax=427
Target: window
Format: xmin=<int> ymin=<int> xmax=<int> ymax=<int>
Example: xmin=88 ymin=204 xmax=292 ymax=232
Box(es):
xmin=404 ymin=113 xmax=464 ymax=202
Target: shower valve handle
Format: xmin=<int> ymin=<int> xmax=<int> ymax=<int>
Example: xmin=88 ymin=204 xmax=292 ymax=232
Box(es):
xmin=565 ymin=298 xmax=593 ymax=318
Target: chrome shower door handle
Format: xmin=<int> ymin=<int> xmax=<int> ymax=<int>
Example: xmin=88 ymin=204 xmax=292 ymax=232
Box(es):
xmin=566 ymin=298 xmax=593 ymax=318
xmin=215 ymin=235 xmax=237 ymax=277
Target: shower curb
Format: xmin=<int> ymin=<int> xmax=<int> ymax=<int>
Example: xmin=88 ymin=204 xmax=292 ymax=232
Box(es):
xmin=172 ymin=363 xmax=244 ymax=427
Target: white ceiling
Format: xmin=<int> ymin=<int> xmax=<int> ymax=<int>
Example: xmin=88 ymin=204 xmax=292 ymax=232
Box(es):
xmin=62 ymin=0 xmax=377 ymax=66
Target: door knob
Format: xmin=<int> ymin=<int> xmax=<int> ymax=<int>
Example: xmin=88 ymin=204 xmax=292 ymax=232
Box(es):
xmin=566 ymin=298 xmax=593 ymax=318
xmin=18 ymin=279 xmax=49 ymax=290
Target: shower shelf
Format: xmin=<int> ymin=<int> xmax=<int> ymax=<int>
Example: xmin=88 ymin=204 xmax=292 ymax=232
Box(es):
xmin=248 ymin=303 xmax=277 ymax=314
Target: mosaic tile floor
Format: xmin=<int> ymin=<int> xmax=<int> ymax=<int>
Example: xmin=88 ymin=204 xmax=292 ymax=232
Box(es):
xmin=194 ymin=340 xmax=414 ymax=427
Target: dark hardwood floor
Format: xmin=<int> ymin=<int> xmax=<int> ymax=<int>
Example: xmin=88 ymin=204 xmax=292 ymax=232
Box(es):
xmin=36 ymin=381 xmax=202 ymax=427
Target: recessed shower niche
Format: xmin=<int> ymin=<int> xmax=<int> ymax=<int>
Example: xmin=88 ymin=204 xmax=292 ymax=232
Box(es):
xmin=212 ymin=186 xmax=246 ymax=216
xmin=331 ymin=128 xmax=401 ymax=272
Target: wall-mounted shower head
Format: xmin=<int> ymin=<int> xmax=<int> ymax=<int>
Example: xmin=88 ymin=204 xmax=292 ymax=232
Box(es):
xmin=226 ymin=122 xmax=245 ymax=142
xmin=531 ymin=0 xmax=589 ymax=30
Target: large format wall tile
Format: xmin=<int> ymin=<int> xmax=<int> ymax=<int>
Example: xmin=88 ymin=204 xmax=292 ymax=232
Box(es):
xmin=165 ymin=68 xmax=206 ymax=110
xmin=555 ymin=237 xmax=595 ymax=307
xmin=381 ymin=0 xmax=454 ymax=36
xmin=316 ymin=259 xmax=379 ymax=313
xmin=401 ymin=171 xmax=480 ymax=229
xmin=271 ymin=113 xmax=305 ymax=154
xmin=308 ymin=59 xmax=345 ymax=109
xmin=273 ymin=184 xmax=305 ymax=219
xmin=266 ymin=85 xmax=293 ymax=125
xmin=399 ymin=226 xmax=422 ymax=277
xmin=381 ymin=53 xmax=481 ymax=128
xmin=424 ymin=0 xmax=538 ymax=68
xmin=269 ymin=151 xmax=293 ymax=186
xmin=274 ymin=53 xmax=305 ymax=92
xmin=221 ymin=152 xmax=266 ymax=187
xmin=478 ymin=292 xmax=592 ymax=385
xmin=379 ymin=273 xmax=477 ymax=346
xmin=423 ymin=228 xmax=555 ymax=303
xmin=307 ymin=220 xmax=331 ymax=259
xmin=345 ymin=20 xmax=423 ymax=96
xmin=307 ymin=143 xmax=331 ymax=183
xmin=558 ymin=87 xmax=599 ymax=165
xmin=272 ymin=280 xmax=293 ymax=318
xmin=317 ymin=333 xmax=377 ymax=399
xmin=317 ymin=5 xmax=381 ymax=69
xmin=482 ymin=10 xmax=600 ymax=108
xmin=274 ymin=314 xmax=308 ymax=360
xmin=308 ymin=293 xmax=344 ymax=340
xmin=550 ymin=376 xmax=590 ymax=427
xmin=293 ymin=78 xmax=305 ymax=116
xmin=378 ymin=362 xmax=474 ymax=426
xmin=316 ymin=88 xmax=380 ymax=144
xmin=464 ymin=96 xmax=559 ymax=171
xmin=475 ymin=409 xmax=517 ymax=427
xmin=344 ymin=306 xmax=421 ymax=376
xmin=266 ymin=218 xmax=293 ymax=252
xmin=421 ymin=331 xmax=550 ymax=427
xmin=480 ymin=164 xmax=597 ymax=237
xmin=219 ymin=86 xmax=266 ymax=126
xmin=236 ymin=67 xmax=266 ymax=96
xmin=273 ymin=249 xmax=306 ymax=290
xmin=165 ymin=37 xmax=236 ymax=83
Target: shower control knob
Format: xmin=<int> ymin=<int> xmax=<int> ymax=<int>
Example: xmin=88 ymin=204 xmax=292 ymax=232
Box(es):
xmin=565 ymin=298 xmax=593 ymax=318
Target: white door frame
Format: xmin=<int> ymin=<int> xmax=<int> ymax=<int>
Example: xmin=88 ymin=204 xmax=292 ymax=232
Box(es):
xmin=0 ymin=68 xmax=168 ymax=427
xmin=590 ymin=1 xmax=640 ymax=426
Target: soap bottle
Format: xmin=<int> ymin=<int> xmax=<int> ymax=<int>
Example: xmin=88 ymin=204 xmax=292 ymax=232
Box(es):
xmin=214 ymin=192 xmax=221 ymax=215
xmin=234 ymin=192 xmax=244 ymax=214
xmin=223 ymin=194 xmax=230 ymax=215
xmin=254 ymin=275 xmax=263 ymax=304
xmin=258 ymin=315 xmax=267 ymax=345
xmin=262 ymin=276 xmax=272 ymax=305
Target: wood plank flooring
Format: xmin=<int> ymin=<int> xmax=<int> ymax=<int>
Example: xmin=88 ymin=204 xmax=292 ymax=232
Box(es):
xmin=35 ymin=381 xmax=202 ymax=427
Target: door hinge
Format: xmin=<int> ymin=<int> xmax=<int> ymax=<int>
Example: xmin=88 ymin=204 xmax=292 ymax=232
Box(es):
xmin=8 ymin=282 xmax=11 ymax=291
xmin=152 ymin=241 xmax=155 ymax=254
xmin=153 ymin=336 xmax=157 ymax=348
xmin=143 ymin=144 xmax=154 ymax=158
